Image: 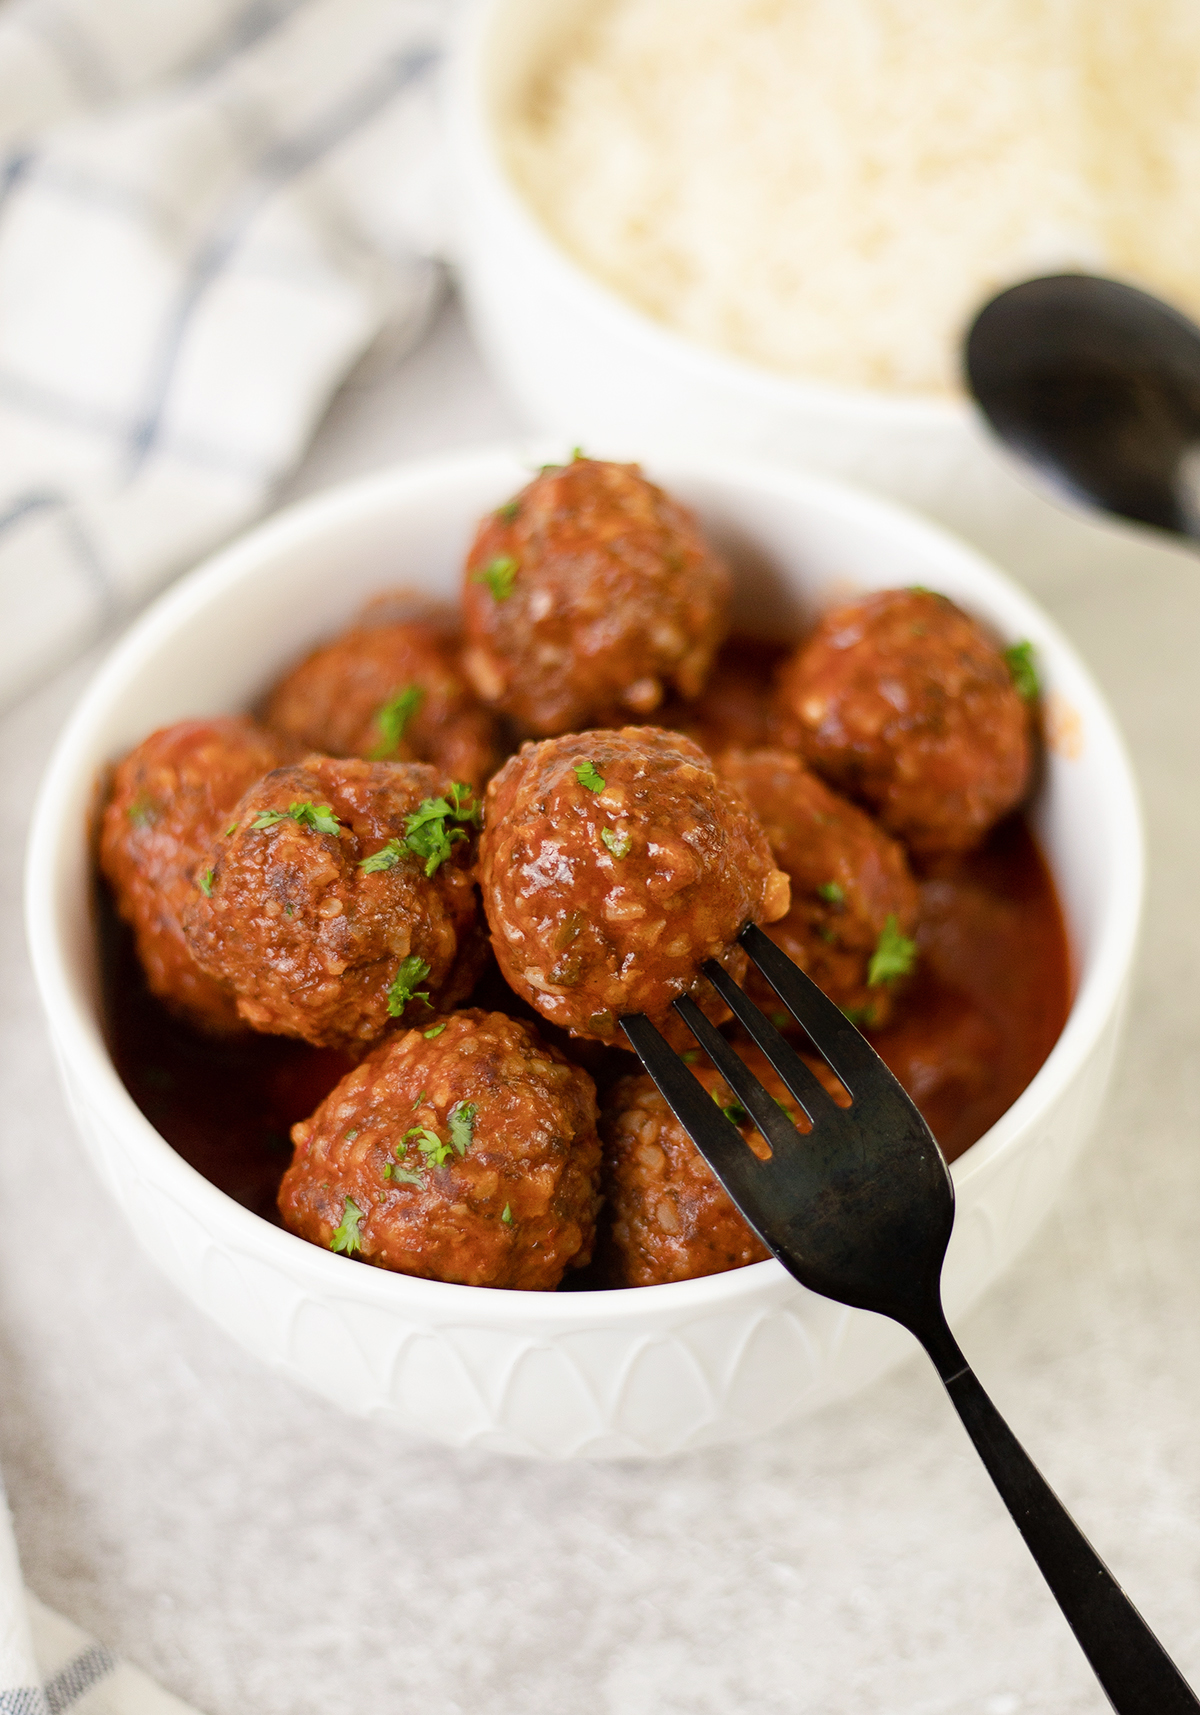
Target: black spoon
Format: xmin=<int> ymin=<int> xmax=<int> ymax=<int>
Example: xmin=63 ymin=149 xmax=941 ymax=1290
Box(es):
xmin=964 ymin=272 xmax=1200 ymax=541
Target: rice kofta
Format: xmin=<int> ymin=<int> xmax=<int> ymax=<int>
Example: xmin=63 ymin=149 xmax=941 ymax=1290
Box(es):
xmin=279 ymin=1009 xmax=601 ymax=1289
xmin=264 ymin=617 xmax=501 ymax=787
xmin=478 ymin=726 xmax=791 ymax=1043
xmin=461 ymin=455 xmax=730 ymax=734
xmin=98 ymin=455 xmax=1062 ymax=1295
xmin=182 ymin=756 xmax=483 ymax=1051
xmin=99 ymin=716 xmax=295 ymax=1035
xmin=776 ymin=587 xmax=1032 ymax=855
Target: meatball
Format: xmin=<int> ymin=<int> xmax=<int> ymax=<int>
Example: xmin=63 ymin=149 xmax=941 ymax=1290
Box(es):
xmin=461 ymin=456 xmax=730 ymax=734
xmin=716 ymin=748 xmax=919 ymax=1028
xmin=479 ymin=728 xmax=790 ymax=1044
xmin=278 ymin=1010 xmax=601 ymax=1290
xmin=182 ymin=757 xmax=482 ymax=1051
xmin=99 ymin=717 xmax=293 ymax=1034
xmin=776 ymin=588 xmax=1032 ymax=855
xmin=263 ymin=619 xmax=501 ymax=787
xmin=597 ymin=1047 xmax=847 ymax=1287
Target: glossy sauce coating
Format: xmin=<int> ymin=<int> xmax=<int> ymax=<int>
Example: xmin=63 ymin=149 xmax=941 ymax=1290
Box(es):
xmin=479 ymin=727 xmax=790 ymax=1042
xmin=462 ymin=458 xmax=731 ymax=734
xmin=264 ymin=619 xmax=501 ymax=787
xmin=778 ymin=589 xmax=1032 ymax=854
xmin=279 ymin=1010 xmax=601 ymax=1289
xmin=716 ymin=747 xmax=919 ymax=1027
xmin=98 ymin=717 xmax=295 ymax=1035
xmin=183 ymin=757 xmax=482 ymax=1050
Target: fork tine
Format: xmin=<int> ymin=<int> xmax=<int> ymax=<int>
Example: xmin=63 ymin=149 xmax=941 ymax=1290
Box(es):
xmin=619 ymin=1013 xmax=774 ymax=1230
xmin=701 ymin=960 xmax=852 ymax=1122
xmin=672 ymin=993 xmax=811 ymax=1153
xmin=739 ymin=922 xmax=891 ymax=1093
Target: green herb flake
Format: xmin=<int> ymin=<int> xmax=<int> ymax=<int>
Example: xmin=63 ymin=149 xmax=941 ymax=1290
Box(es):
xmin=359 ymin=837 xmax=405 ymax=874
xmin=473 ymin=555 xmax=518 ymax=600
xmin=386 ymin=1162 xmax=424 ymax=1187
xmin=448 ymin=1102 xmax=476 ymax=1157
xmin=574 ymin=759 xmax=605 ymax=793
xmin=387 ymin=955 xmax=431 ymax=1017
xmin=770 ymin=1011 xmax=791 ymax=1030
xmin=1004 ymin=639 xmax=1040 ymax=702
xmin=817 ymin=881 xmax=845 ymax=905
xmin=407 ymin=1124 xmax=454 ymax=1169
xmin=330 ymin=1196 xmax=364 ymax=1255
xmin=284 ymin=903 xmax=294 ymax=917
xmin=412 ymin=1091 xmax=427 ymax=1109
xmin=868 ymin=915 xmax=917 ymax=987
xmin=600 ymin=826 xmax=630 ymax=857
xmin=496 ymin=500 xmax=520 ymax=523
xmin=368 ymin=684 xmax=425 ymax=759
xmin=253 ymin=800 xmax=341 ymax=836
xmin=127 ymin=795 xmax=158 ymax=828
xmin=501 ymin=1203 xmax=513 ymax=1225
xmin=197 ymin=867 xmax=214 ymax=897
xmin=719 ymin=1099 xmax=748 ymax=1127
xmin=344 ymin=1128 xmax=358 ymax=1141
xmin=571 ymin=445 xmax=585 ymax=460
xmin=680 ymin=1050 xmax=699 ymax=1065
xmin=403 ymin=783 xmax=480 ymax=877
xmin=424 ymin=1023 xmax=447 ymax=1039
xmin=225 ymin=820 xmax=238 ymax=837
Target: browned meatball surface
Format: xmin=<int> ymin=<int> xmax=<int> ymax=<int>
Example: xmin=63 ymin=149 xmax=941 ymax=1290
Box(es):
xmin=461 ymin=457 xmax=731 ymax=735
xmin=717 ymin=748 xmax=919 ymax=1027
xmin=183 ymin=757 xmax=482 ymax=1051
xmin=777 ymin=588 xmax=1032 ymax=856
xmin=263 ymin=619 xmax=501 ymax=787
xmin=480 ymin=728 xmax=790 ymax=1044
xmin=99 ymin=717 xmax=294 ymax=1034
xmin=598 ymin=1047 xmax=847 ymax=1286
xmin=279 ymin=1010 xmax=601 ymax=1290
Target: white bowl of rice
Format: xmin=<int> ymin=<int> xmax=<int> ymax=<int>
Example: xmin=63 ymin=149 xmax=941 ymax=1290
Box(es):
xmin=447 ymin=0 xmax=1200 ymax=563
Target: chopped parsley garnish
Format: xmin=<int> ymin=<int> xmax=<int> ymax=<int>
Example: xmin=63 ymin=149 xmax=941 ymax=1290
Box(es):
xmin=501 ymin=1203 xmax=513 ymax=1225
xmin=600 ymin=826 xmax=630 ymax=857
xmin=1005 ymin=639 xmax=1040 ymax=701
xmin=253 ymin=800 xmax=341 ymax=836
xmin=716 ymin=1095 xmax=748 ymax=1126
xmin=817 ymin=881 xmax=845 ymax=905
xmin=412 ymin=1091 xmax=427 ymax=1108
xmin=868 ymin=915 xmax=917 ymax=987
xmin=770 ymin=1011 xmax=791 ymax=1029
xmin=403 ymin=783 xmax=480 ymax=877
xmin=407 ymin=1124 xmax=454 ymax=1168
xmin=284 ymin=904 xmax=294 ymax=917
xmin=841 ymin=1004 xmax=876 ymax=1028
xmin=424 ymin=1023 xmax=447 ymax=1039
xmin=225 ymin=820 xmax=238 ymax=837
xmin=680 ymin=1049 xmax=699 ymax=1065
xmin=359 ymin=837 xmax=405 ymax=874
xmin=571 ymin=445 xmax=584 ymax=460
xmin=330 ymin=1196 xmax=364 ymax=1255
xmin=574 ymin=759 xmax=605 ymax=793
xmin=448 ymin=1102 xmax=476 ymax=1157
xmin=126 ymin=794 xmax=158 ymax=827
xmin=197 ymin=867 xmax=214 ymax=897
xmin=496 ymin=500 xmax=520 ymax=523
xmin=387 ymin=955 xmax=431 ymax=1017
xmin=473 ymin=555 xmax=518 ymax=600
xmin=369 ymin=684 xmax=424 ymax=759
xmin=344 ymin=1128 xmax=358 ymax=1141
xmin=385 ymin=1162 xmax=424 ymax=1187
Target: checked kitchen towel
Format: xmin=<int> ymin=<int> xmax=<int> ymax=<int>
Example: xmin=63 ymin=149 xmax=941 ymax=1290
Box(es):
xmin=1 ymin=1474 xmax=200 ymax=1715
xmin=0 ymin=0 xmax=457 ymax=711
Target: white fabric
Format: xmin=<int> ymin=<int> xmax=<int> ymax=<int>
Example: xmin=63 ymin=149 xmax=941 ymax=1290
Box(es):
xmin=2 ymin=1475 xmax=202 ymax=1715
xmin=0 ymin=0 xmax=456 ymax=710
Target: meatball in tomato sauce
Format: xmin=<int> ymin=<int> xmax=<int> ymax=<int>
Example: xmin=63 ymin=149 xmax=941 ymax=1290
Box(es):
xmin=279 ymin=1010 xmax=601 ymax=1290
xmin=182 ymin=757 xmax=482 ymax=1052
xmin=264 ymin=619 xmax=501 ymax=788
xmin=716 ymin=748 xmax=918 ymax=1027
xmin=99 ymin=717 xmax=294 ymax=1035
xmin=598 ymin=1046 xmax=846 ymax=1286
xmin=479 ymin=727 xmax=790 ymax=1044
xmin=462 ymin=457 xmax=730 ymax=735
xmin=777 ymin=588 xmax=1032 ymax=856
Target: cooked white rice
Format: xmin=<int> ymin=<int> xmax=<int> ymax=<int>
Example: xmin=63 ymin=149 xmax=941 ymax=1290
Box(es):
xmin=502 ymin=0 xmax=1200 ymax=395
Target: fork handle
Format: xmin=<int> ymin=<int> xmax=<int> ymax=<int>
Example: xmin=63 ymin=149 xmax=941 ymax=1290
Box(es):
xmin=921 ymin=1326 xmax=1197 ymax=1712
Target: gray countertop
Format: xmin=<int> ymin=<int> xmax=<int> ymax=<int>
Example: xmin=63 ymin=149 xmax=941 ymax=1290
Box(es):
xmin=3 ymin=294 xmax=1199 ymax=1715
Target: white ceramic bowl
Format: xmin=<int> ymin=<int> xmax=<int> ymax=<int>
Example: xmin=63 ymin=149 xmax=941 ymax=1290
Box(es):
xmin=26 ymin=445 xmax=1141 ymax=1459
xmin=446 ymin=0 xmax=1096 ymax=573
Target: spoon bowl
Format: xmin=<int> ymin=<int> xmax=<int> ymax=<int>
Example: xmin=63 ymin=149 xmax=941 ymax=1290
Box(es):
xmin=965 ymin=273 xmax=1200 ymax=539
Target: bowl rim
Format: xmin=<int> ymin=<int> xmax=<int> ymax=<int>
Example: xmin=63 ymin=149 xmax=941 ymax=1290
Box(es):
xmin=448 ymin=0 xmax=975 ymax=431
xmin=24 ymin=443 xmax=1144 ymax=1328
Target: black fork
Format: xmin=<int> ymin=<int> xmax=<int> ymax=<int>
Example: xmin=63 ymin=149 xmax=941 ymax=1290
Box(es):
xmin=621 ymin=922 xmax=1198 ymax=1715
